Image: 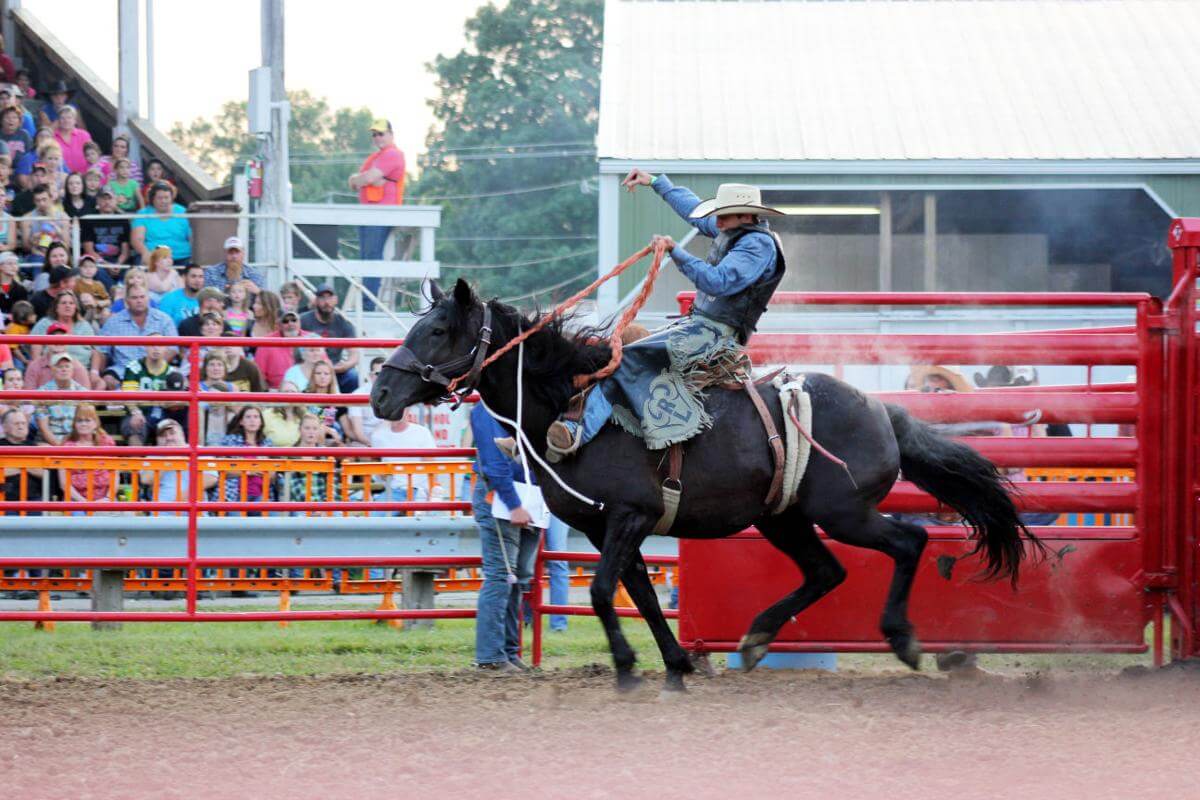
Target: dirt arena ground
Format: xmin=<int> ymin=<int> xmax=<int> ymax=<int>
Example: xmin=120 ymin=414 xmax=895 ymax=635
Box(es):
xmin=2 ymin=664 xmax=1197 ymax=800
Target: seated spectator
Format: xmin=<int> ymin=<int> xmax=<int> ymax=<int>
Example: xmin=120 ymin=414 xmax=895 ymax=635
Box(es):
xmin=0 ymin=251 xmax=29 ymax=320
xmin=145 ymin=246 xmax=181 ymax=299
xmin=106 ymin=157 xmax=142 ymax=212
xmin=59 ymin=405 xmax=116 ymax=508
xmin=101 ymin=135 xmax=142 ymax=184
xmin=0 ymin=153 xmax=14 ymax=217
xmin=303 ymin=360 xmax=345 ymax=443
xmin=13 ymin=70 xmax=35 ymax=104
xmin=83 ymin=167 xmax=103 ymax=200
xmin=0 ymin=36 xmax=13 ymax=83
xmin=157 ymin=264 xmax=204 ymax=326
xmin=5 ymin=300 xmax=36 ymax=364
xmin=204 ymin=236 xmax=264 ymax=294
xmin=246 ymin=287 xmax=281 ymax=340
xmin=23 ymin=322 xmax=90 ymax=388
xmin=109 ymin=267 xmax=159 ymax=313
xmin=224 ymin=279 xmax=252 ymax=335
xmin=34 ymin=142 xmax=68 ymax=194
xmin=282 ymin=345 xmax=331 ymax=392
xmin=37 ymin=82 xmax=79 ymax=130
xmin=75 ymin=283 xmax=110 ymax=329
xmin=255 ymin=309 xmax=317 ymax=389
xmin=29 ymin=290 xmax=103 ymax=389
xmin=19 ymin=184 xmax=68 ymax=261
xmin=82 ymin=141 xmax=106 ymax=182
xmin=0 ymin=339 xmax=12 ymax=372
xmin=371 ymin=410 xmax=436 ymax=519
xmin=30 ymin=260 xmax=75 ymax=315
xmin=98 ymin=283 xmax=178 ymax=389
xmin=34 ymin=352 xmax=86 ymax=445
xmin=74 ymin=255 xmax=112 ymax=302
xmin=301 ymin=283 xmax=360 ymax=393
xmin=0 ymin=107 xmax=29 ymax=168
xmin=286 ymin=413 xmax=341 ymax=520
xmin=199 ymin=354 xmax=235 ymax=444
xmin=131 ymin=182 xmax=190 ymax=264
xmin=0 ymin=368 xmax=37 ymax=422
xmin=53 ymin=106 xmax=92 ymax=174
xmin=12 ymin=155 xmax=51 ymax=211
xmin=61 ymin=171 xmax=94 ymax=222
xmin=2 ymin=83 xmax=35 ymax=140
xmin=216 ymin=406 xmax=273 ymax=513
xmin=179 ymin=289 xmax=232 ymax=338
xmin=279 ymin=281 xmax=308 ymax=314
xmin=217 ymin=338 xmax=267 ymax=393
xmin=1 ymin=409 xmax=43 ymax=515
xmin=81 ymin=187 xmax=133 ymax=272
xmin=140 ymin=418 xmax=216 ymax=514
xmin=261 ymin=405 xmax=300 ymax=448
xmin=141 ymin=158 xmax=175 ymax=201
xmin=346 ymin=356 xmax=386 ymax=447
xmin=121 ymin=333 xmax=187 ymax=438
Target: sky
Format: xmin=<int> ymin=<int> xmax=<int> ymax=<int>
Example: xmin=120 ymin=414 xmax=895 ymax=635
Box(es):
xmin=23 ymin=0 xmax=500 ymax=161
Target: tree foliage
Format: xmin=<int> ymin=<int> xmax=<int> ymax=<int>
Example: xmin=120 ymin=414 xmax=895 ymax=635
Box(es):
xmin=169 ymin=90 xmax=376 ymax=203
xmin=411 ymin=0 xmax=603 ymax=303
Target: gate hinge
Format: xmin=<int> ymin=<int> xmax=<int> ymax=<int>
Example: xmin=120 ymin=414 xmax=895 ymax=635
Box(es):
xmin=1143 ymin=569 xmax=1178 ymax=590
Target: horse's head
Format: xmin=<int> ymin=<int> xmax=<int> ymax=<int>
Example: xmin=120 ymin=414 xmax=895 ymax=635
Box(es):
xmin=371 ymin=278 xmax=489 ymax=420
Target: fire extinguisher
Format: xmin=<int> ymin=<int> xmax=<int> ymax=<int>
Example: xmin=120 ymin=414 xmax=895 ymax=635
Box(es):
xmin=247 ymin=159 xmax=263 ymax=199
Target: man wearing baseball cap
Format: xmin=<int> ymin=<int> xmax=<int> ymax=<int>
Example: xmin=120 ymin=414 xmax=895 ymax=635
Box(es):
xmin=177 ymin=286 xmax=232 ymax=337
xmin=203 ymin=235 xmax=264 ymax=293
xmin=346 ymin=116 xmax=405 ymax=311
xmin=300 ymin=282 xmax=360 ymax=392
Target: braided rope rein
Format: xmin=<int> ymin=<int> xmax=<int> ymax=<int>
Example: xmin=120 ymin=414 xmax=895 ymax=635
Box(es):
xmin=446 ymin=241 xmax=670 ymax=393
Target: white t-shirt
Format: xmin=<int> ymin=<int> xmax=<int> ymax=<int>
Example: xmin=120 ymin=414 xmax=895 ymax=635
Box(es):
xmin=349 ymin=380 xmax=382 ymax=442
xmin=370 ymin=421 xmax=436 ymax=456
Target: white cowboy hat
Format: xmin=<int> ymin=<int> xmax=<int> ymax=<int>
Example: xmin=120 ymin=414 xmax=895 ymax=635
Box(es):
xmin=689 ymin=183 xmax=785 ymax=219
xmin=906 ymin=365 xmax=973 ymax=393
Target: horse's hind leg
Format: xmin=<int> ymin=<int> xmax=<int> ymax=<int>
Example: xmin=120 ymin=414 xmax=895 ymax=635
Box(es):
xmin=815 ymin=508 xmax=928 ymax=670
xmin=738 ymin=512 xmax=847 ymax=672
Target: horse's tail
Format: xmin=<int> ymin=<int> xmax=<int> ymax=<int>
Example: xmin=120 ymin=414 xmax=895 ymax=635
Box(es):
xmin=885 ymin=403 xmax=1045 ymax=585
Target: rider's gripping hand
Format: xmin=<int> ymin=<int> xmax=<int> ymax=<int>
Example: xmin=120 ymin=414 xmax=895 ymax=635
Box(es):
xmin=651 ymin=234 xmax=676 ymax=253
xmin=622 ymin=168 xmax=655 ymax=192
xmin=509 ymin=506 xmax=534 ymax=527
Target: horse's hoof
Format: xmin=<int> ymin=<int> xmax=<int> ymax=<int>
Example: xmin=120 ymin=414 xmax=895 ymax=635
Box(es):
xmin=689 ymin=652 xmax=717 ymax=678
xmin=616 ymin=671 xmax=643 ymax=693
xmin=888 ymin=632 xmax=923 ymax=670
xmin=737 ymin=632 xmax=772 ymax=672
xmin=662 ymin=671 xmax=687 ymax=694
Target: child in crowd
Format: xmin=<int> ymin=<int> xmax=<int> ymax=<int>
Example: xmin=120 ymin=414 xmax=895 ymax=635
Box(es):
xmin=141 ymin=158 xmax=173 ymax=201
xmin=83 ymin=168 xmax=103 ymax=200
xmin=107 ymin=158 xmax=142 ymax=212
xmin=59 ymin=404 xmax=116 ymax=507
xmin=82 ymin=141 xmax=108 ymax=182
xmin=0 ymin=153 xmax=13 ymax=214
xmin=5 ymin=299 xmax=35 ymax=354
xmin=0 ymin=367 xmax=36 ymax=421
xmin=279 ymin=281 xmax=306 ymax=314
xmin=224 ymin=280 xmax=251 ymax=335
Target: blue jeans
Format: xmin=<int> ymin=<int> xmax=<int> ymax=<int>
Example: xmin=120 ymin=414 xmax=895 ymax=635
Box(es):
xmin=473 ymin=478 xmax=538 ymax=665
xmin=545 ymin=515 xmax=570 ymax=630
xmin=358 ymin=225 xmax=391 ymax=312
xmin=335 ymin=367 xmax=360 ymax=394
xmin=578 ymin=387 xmax=614 ymax=445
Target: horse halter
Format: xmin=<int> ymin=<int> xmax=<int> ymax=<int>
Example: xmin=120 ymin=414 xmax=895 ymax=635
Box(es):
xmin=383 ymin=305 xmax=493 ymax=405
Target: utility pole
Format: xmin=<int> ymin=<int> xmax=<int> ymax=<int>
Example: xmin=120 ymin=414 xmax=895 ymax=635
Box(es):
xmin=116 ymin=0 xmax=142 ymax=165
xmin=259 ymin=0 xmax=290 ymax=278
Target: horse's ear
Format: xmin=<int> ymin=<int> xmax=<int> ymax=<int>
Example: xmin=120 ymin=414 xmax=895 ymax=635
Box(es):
xmin=453 ymin=278 xmax=476 ymax=308
xmin=428 ymin=281 xmax=444 ymax=302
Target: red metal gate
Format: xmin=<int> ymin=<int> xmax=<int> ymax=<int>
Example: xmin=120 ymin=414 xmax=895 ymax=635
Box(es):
xmin=675 ymin=219 xmax=1200 ymax=665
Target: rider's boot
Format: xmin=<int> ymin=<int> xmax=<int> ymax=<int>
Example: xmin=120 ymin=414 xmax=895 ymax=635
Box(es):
xmin=545 ymin=418 xmax=583 ymax=463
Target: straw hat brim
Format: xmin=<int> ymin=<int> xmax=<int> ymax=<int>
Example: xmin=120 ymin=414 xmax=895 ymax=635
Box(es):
xmin=907 ymin=365 xmax=973 ymax=393
xmin=689 ymin=199 xmax=786 ymax=219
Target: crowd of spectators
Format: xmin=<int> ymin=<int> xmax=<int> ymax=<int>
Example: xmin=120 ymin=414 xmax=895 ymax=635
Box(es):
xmin=0 ymin=80 xmax=395 ymax=510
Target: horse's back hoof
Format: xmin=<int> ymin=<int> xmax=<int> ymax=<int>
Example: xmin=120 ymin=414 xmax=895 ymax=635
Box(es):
xmin=888 ymin=632 xmax=923 ymax=671
xmin=616 ymin=671 xmax=644 ymax=693
xmin=737 ymin=632 xmax=772 ymax=672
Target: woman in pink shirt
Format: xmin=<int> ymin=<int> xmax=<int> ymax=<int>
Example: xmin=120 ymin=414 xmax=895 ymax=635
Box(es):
xmin=52 ymin=106 xmax=93 ymax=174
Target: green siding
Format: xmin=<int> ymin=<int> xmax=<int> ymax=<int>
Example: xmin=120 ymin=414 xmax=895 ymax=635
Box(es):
xmin=613 ymin=169 xmax=1200 ymax=297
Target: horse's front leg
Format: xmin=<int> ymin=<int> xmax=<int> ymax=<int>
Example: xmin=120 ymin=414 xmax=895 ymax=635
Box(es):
xmin=589 ymin=507 xmax=654 ymax=692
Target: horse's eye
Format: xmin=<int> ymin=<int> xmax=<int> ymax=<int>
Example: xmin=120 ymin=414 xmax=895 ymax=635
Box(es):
xmin=431 ymin=327 xmax=446 ymax=336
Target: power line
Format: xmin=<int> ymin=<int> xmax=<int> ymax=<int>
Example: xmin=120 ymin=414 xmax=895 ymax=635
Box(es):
xmin=442 ymin=247 xmax=597 ymax=270
xmin=441 ymin=234 xmax=597 ymax=242
xmin=501 ymin=267 xmax=596 ymax=304
xmin=413 ymin=179 xmax=584 ymax=203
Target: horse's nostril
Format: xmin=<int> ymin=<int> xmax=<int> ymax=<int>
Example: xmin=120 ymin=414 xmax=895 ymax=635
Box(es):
xmin=375 ymin=386 xmax=390 ymax=407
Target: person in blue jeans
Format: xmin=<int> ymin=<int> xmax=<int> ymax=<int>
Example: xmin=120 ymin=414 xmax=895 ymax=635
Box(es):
xmin=471 ymin=404 xmax=539 ymax=674
xmin=544 ymin=515 xmax=570 ymax=631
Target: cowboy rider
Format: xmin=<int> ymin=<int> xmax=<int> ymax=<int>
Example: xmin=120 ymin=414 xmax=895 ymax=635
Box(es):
xmin=544 ymin=170 xmax=787 ymax=459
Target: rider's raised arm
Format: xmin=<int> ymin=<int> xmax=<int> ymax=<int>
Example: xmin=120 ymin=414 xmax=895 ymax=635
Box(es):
xmin=650 ymin=175 xmax=720 ymax=239
xmin=671 ymin=232 xmax=777 ymax=298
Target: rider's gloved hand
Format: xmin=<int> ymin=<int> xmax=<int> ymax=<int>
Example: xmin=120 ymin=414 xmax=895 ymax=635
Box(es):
xmin=622 ymin=169 xmax=655 ymax=192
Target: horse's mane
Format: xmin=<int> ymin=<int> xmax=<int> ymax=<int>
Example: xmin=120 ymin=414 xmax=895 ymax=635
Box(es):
xmin=439 ymin=295 xmax=612 ymax=413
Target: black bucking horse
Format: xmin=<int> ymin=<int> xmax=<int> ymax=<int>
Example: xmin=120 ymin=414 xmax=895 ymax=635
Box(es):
xmin=371 ymin=279 xmax=1042 ymax=692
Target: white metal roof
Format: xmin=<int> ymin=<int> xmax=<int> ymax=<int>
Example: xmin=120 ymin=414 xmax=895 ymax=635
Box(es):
xmin=597 ymin=0 xmax=1200 ymax=164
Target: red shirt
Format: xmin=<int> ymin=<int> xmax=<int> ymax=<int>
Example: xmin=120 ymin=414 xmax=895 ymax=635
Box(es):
xmin=254 ymin=330 xmax=319 ymax=389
